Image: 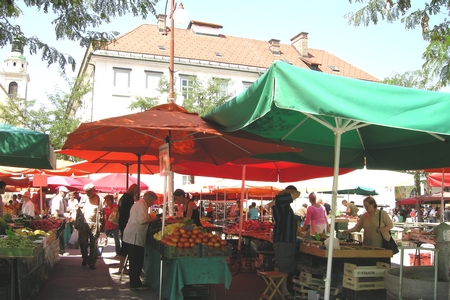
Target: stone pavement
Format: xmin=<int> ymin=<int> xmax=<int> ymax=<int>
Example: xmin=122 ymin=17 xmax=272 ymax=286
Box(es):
xmin=33 ymin=237 xmax=411 ymax=300
xmin=33 ymin=238 xmax=266 ymax=300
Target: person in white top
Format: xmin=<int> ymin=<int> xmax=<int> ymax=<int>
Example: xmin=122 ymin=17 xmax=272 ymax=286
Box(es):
xmin=122 ymin=191 xmax=159 ymax=291
xmin=21 ymin=191 xmax=35 ymax=218
xmin=51 ymin=186 xmax=69 ymax=217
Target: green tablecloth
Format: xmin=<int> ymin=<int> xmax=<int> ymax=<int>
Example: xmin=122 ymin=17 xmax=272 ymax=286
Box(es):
xmin=144 ymin=245 xmax=232 ymax=300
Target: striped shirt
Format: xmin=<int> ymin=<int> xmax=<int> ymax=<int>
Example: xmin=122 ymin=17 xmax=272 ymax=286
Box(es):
xmin=272 ymin=194 xmax=296 ymax=243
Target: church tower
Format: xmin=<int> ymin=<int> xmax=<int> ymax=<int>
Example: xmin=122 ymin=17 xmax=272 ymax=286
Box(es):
xmin=0 ymin=34 xmax=30 ymax=100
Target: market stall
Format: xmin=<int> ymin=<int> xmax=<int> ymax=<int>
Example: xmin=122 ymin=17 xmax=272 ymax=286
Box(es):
xmin=0 ymin=217 xmax=64 ymax=300
xmin=146 ymin=220 xmax=232 ymax=300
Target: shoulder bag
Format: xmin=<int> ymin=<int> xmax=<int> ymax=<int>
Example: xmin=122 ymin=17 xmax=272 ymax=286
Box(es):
xmin=379 ymin=209 xmax=399 ymax=254
xmin=108 ymin=207 xmax=120 ymax=225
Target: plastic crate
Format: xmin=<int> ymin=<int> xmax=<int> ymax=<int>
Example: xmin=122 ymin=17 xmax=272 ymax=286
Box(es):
xmin=182 ymin=284 xmax=209 ymax=297
xmin=163 ymin=244 xmax=201 ymax=259
xmin=201 ymin=244 xmax=232 ymax=257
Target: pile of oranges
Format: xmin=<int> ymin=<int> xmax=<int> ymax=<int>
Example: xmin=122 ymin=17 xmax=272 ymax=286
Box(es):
xmin=160 ymin=227 xmax=227 ymax=248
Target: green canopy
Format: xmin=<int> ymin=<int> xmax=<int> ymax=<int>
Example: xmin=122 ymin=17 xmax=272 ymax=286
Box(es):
xmin=0 ymin=124 xmax=56 ymax=169
xmin=204 ymin=61 xmax=450 ymax=170
xmin=203 ymin=61 xmax=450 ymax=299
xmin=322 ymin=186 xmax=378 ymax=196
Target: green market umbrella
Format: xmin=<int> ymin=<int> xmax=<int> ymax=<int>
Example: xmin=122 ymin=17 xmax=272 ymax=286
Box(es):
xmin=0 ymin=124 xmax=56 ymax=169
xmin=203 ymin=61 xmax=450 ymax=299
xmin=322 ymin=186 xmax=378 ymax=196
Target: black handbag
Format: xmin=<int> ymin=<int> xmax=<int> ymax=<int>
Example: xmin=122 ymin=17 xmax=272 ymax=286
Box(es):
xmin=379 ymin=209 xmax=399 ymax=254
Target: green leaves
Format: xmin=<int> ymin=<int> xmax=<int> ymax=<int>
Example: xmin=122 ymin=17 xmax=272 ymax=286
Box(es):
xmin=0 ymin=0 xmax=158 ymax=71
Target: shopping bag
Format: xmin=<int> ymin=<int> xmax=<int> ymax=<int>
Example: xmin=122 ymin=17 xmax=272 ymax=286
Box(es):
xmin=63 ymin=223 xmax=71 ymax=244
xmin=108 ymin=207 xmax=120 ymax=225
xmin=382 ymin=236 xmax=399 ymax=254
xmin=98 ymin=232 xmax=108 ymax=248
xmin=68 ymin=229 xmax=79 ymax=249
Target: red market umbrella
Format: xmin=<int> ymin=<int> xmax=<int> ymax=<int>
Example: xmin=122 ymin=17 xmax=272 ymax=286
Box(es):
xmin=423 ymin=167 xmax=450 ymax=222
xmin=59 ymin=149 xmax=162 ymax=175
xmin=175 ymin=158 xmax=353 ymax=182
xmin=62 ymin=102 xmax=299 ymax=166
xmin=91 ymin=173 xmax=149 ymax=193
xmin=45 ymin=176 xmax=89 ymax=191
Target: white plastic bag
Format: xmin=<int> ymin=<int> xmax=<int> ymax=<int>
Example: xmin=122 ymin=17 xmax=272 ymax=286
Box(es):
xmin=68 ymin=229 xmax=79 ymax=249
xmin=98 ymin=232 xmax=108 ymax=248
xmin=324 ymin=237 xmax=340 ymax=250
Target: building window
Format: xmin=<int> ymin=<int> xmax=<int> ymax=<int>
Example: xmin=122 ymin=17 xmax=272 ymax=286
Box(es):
xmin=8 ymin=81 xmax=18 ymax=96
xmin=113 ymin=67 xmax=131 ymax=88
xmin=242 ymin=81 xmax=253 ymax=90
xmin=182 ymin=175 xmax=194 ymax=185
xmin=145 ymin=71 xmax=163 ymax=89
xmin=180 ymin=75 xmax=195 ymax=99
xmin=214 ymin=78 xmax=228 ymax=97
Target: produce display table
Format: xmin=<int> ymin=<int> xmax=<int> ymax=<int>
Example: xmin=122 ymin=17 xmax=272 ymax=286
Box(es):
xmin=143 ymin=245 xmax=232 ymax=300
xmin=0 ymin=233 xmax=60 ymax=300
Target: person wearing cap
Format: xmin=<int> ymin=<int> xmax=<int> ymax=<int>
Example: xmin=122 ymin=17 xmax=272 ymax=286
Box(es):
xmin=270 ymin=185 xmax=300 ymax=298
xmin=21 ymin=191 xmax=35 ymax=217
xmin=75 ymin=183 xmax=105 ymax=270
xmin=51 ymin=186 xmax=69 ymax=217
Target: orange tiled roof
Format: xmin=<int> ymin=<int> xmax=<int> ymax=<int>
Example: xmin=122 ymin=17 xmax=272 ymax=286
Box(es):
xmin=102 ymin=23 xmax=378 ymax=82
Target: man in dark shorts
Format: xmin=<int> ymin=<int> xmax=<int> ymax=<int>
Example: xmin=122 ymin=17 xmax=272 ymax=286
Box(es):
xmin=270 ymin=185 xmax=300 ymax=298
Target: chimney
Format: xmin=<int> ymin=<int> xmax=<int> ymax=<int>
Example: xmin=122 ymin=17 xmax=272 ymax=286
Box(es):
xmin=157 ymin=14 xmax=167 ymax=34
xmin=268 ymin=39 xmax=281 ymax=56
xmin=291 ymin=32 xmax=309 ymax=58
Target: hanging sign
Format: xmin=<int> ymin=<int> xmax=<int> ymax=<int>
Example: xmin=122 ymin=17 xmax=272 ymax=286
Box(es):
xmin=33 ymin=174 xmax=48 ymax=187
xmin=159 ymin=143 xmax=171 ymax=176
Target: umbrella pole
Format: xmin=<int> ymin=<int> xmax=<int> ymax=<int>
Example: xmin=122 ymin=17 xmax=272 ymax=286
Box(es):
xmin=159 ymin=174 xmax=168 ymax=300
xmin=324 ymin=131 xmax=342 ymax=300
xmin=441 ymin=168 xmax=444 ymax=223
xmin=126 ymin=164 xmax=130 ymax=190
xmin=39 ymin=186 xmax=43 ymax=216
xmin=233 ymin=165 xmax=246 ymax=277
xmin=137 ymin=154 xmax=141 ymax=196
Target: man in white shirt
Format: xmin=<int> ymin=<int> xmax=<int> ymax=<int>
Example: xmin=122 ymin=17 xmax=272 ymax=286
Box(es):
xmin=51 ymin=186 xmax=69 ymax=217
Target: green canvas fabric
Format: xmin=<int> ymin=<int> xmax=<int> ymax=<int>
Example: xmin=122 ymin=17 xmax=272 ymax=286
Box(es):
xmin=204 ymin=61 xmax=450 ymax=170
xmin=0 ymin=123 xmax=56 ymax=169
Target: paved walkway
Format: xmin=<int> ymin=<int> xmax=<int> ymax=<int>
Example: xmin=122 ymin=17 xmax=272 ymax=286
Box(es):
xmin=33 ymin=238 xmax=423 ymax=300
xmin=33 ymin=239 xmax=266 ymax=300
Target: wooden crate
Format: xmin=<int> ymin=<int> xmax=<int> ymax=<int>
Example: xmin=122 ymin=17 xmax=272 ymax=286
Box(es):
xmin=344 ymin=262 xmax=389 ymax=278
xmin=342 ymin=275 xmax=385 ymax=291
xmin=299 ymin=272 xmax=324 ymax=286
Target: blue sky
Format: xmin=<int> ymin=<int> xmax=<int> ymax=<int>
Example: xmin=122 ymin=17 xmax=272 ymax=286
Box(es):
xmin=0 ymin=0 xmax=430 ymax=104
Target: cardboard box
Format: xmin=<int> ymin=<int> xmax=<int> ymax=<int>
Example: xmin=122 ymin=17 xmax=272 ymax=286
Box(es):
xmin=344 ymin=262 xmax=389 ymax=278
xmin=342 ymin=275 xmax=385 ymax=291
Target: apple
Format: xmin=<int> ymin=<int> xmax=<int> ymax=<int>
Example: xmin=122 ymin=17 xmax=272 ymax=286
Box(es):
xmin=197 ymin=233 xmax=205 ymax=239
xmin=207 ymin=233 xmax=213 ymax=238
xmin=177 ymin=242 xmax=184 ymax=248
xmin=171 ymin=236 xmax=180 ymax=243
xmin=220 ymin=240 xmax=227 ymax=246
xmin=184 ymin=241 xmax=190 ymax=248
xmin=180 ymin=228 xmax=186 ymax=234
xmin=189 ymin=242 xmax=195 ymax=248
xmin=194 ymin=238 xmax=202 ymax=244
xmin=192 ymin=228 xmax=199 ymax=235
xmin=207 ymin=241 xmax=214 ymax=248
xmin=213 ymin=242 xmax=221 ymax=248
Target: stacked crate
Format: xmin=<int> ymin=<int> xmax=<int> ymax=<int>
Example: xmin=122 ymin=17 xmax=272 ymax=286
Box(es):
xmin=292 ymin=271 xmax=324 ymax=299
xmin=342 ymin=262 xmax=389 ymax=299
